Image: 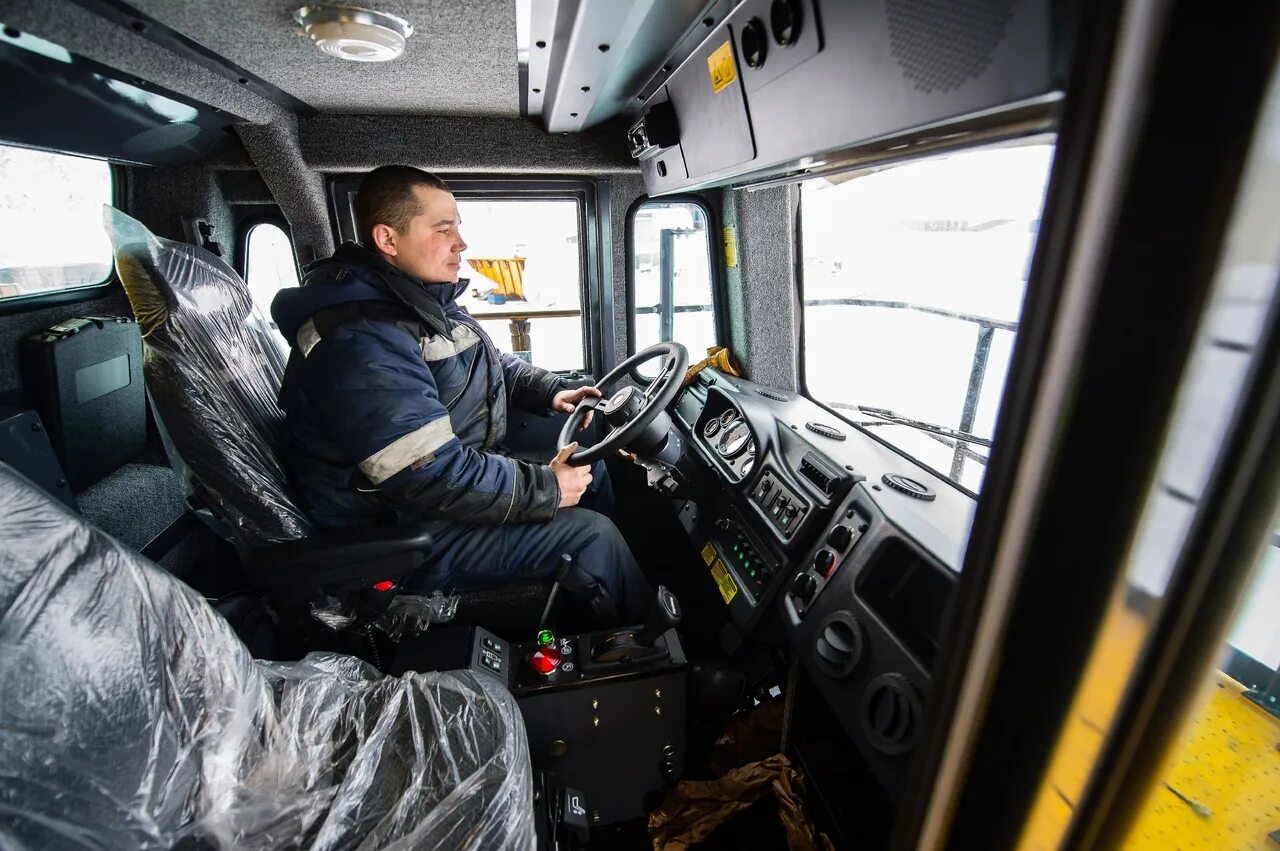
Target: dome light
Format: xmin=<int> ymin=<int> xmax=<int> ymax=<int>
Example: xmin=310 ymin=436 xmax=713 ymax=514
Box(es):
xmin=294 ymin=5 xmax=414 ymax=63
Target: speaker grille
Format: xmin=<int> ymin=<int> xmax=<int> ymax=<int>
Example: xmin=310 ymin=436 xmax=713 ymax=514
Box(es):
xmin=886 ymin=0 xmax=1013 ymax=94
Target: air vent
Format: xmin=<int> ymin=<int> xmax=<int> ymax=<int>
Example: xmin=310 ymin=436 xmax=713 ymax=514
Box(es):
xmin=799 ymin=454 xmax=840 ymax=496
xmin=881 ymin=473 xmax=936 ymax=501
xmin=813 ymin=612 xmax=865 ymax=678
xmin=861 ymin=673 xmax=922 ymax=755
xmin=756 ymin=388 xmax=788 ymax=402
xmin=805 ymin=421 xmax=845 ymax=440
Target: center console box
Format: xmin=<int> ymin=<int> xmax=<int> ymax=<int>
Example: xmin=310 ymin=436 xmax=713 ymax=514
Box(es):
xmin=393 ymin=624 xmax=688 ymax=827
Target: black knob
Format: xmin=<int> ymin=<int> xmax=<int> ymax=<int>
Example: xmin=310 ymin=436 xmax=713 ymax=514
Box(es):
xmin=741 ymin=17 xmax=768 ymax=68
xmin=791 ymin=572 xmax=817 ymax=604
xmin=827 ymin=525 xmax=853 ymax=552
xmin=770 ymin=0 xmax=802 ymax=46
xmin=813 ymin=549 xmax=835 ymax=575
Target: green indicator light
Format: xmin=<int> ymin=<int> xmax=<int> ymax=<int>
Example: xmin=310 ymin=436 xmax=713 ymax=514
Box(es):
xmin=537 ymin=629 xmax=555 ymax=646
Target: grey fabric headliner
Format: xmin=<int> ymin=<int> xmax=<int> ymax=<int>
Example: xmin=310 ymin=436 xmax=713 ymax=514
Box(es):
xmin=236 ymin=117 xmax=336 ymax=258
xmin=128 ymin=0 xmax=520 ymax=116
xmin=299 ymin=114 xmax=635 ymax=172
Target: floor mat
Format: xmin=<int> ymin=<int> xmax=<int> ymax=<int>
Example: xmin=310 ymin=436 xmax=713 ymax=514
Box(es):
xmin=76 ymin=461 xmax=186 ymax=551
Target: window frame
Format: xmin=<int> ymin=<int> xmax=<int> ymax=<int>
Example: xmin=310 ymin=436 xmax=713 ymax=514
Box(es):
xmin=0 ymin=157 xmax=124 ymax=317
xmin=624 ymin=193 xmax=726 ymax=361
xmin=328 ymin=175 xmax=604 ymax=377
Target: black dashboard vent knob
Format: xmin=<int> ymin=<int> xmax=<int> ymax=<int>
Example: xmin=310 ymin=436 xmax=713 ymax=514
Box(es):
xmin=790 ymin=571 xmax=817 ymax=605
xmin=813 ymin=612 xmax=865 ymax=678
xmin=861 ymin=673 xmax=923 ymax=755
xmin=805 ymin=421 xmax=846 ymax=440
xmin=881 ymin=473 xmax=936 ymax=501
xmin=827 ymin=524 xmax=854 ymax=552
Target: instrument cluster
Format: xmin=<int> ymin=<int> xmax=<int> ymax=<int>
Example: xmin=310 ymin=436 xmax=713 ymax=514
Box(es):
xmin=702 ymin=407 xmax=757 ymax=480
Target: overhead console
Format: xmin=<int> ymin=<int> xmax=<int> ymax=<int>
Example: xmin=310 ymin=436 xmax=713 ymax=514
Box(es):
xmin=628 ymin=0 xmax=1068 ymax=195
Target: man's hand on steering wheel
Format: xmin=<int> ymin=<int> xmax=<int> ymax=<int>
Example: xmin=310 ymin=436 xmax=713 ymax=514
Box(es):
xmin=552 ymin=385 xmax=603 ymax=429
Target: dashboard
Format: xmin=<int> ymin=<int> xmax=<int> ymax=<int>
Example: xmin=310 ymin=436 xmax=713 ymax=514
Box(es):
xmin=666 ymin=368 xmax=977 ymax=800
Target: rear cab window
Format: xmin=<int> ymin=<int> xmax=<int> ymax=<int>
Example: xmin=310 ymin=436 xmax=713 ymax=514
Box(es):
xmin=0 ymin=145 xmax=113 ymax=303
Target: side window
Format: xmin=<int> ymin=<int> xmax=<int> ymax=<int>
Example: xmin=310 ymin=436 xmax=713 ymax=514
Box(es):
xmin=243 ymin=221 xmax=300 ymax=326
xmin=456 ymin=198 xmax=585 ymax=372
xmin=630 ymin=200 xmax=717 ymax=360
xmin=0 ymin=145 xmax=113 ymax=302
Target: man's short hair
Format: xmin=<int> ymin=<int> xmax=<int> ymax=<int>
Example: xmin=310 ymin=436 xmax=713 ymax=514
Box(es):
xmin=354 ymin=165 xmax=451 ymax=248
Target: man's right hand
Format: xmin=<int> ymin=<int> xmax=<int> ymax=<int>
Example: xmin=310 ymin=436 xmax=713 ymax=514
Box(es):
xmin=550 ymin=442 xmax=593 ymax=508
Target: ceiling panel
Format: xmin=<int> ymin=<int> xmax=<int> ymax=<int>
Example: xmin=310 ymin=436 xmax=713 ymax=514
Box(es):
xmin=127 ymin=0 xmax=520 ymax=116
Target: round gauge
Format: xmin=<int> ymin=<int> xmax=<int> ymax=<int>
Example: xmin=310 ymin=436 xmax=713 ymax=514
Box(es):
xmin=718 ymin=421 xmax=752 ymax=458
xmin=741 ymin=456 xmax=755 ymax=478
xmin=719 ymin=408 xmax=737 ymax=425
xmin=703 ymin=418 xmax=722 ymax=439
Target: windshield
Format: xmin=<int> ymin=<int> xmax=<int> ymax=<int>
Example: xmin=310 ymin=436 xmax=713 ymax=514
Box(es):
xmin=800 ymin=143 xmax=1055 ymax=493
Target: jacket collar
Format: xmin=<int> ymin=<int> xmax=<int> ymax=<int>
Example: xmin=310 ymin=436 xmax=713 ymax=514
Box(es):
xmin=312 ymin=242 xmax=471 ymax=335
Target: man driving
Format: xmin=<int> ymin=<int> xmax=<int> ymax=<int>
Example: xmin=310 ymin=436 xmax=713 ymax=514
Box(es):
xmin=271 ymin=165 xmax=652 ymax=623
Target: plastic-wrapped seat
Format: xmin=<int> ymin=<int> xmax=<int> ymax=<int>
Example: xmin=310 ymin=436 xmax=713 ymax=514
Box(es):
xmin=0 ymin=462 xmax=535 ymax=850
xmin=101 ymin=206 xmax=551 ymax=625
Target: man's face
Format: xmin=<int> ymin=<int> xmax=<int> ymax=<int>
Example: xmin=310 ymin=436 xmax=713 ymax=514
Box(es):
xmin=376 ymin=185 xmax=468 ymax=283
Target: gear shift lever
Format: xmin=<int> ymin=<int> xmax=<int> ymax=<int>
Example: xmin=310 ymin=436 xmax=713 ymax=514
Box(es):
xmin=588 ymin=586 xmax=682 ymax=666
xmin=636 ymin=586 xmax=681 ymax=647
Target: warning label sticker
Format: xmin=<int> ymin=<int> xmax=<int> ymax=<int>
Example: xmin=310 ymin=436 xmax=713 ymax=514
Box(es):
xmin=710 ymin=560 xmax=738 ymax=605
xmin=707 ymin=40 xmax=737 ymax=93
xmin=701 ymin=542 xmax=717 ymax=566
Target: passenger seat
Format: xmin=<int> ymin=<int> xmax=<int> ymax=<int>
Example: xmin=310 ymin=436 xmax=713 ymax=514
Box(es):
xmin=0 ymin=461 xmax=535 ymax=850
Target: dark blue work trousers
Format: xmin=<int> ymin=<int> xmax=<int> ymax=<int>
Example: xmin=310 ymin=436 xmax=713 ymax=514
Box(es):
xmin=406 ymin=459 xmax=652 ymax=624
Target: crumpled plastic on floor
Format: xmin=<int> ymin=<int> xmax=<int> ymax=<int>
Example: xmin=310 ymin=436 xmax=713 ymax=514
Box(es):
xmin=648 ymin=753 xmax=834 ymax=851
xmin=683 ymin=345 xmax=743 ymax=387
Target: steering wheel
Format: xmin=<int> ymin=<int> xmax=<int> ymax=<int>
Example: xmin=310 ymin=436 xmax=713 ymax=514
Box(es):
xmin=556 ymin=342 xmax=689 ymax=466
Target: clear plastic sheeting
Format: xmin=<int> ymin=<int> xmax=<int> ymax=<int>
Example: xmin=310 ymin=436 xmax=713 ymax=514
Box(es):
xmin=0 ymin=463 xmax=535 ymax=850
xmin=309 ymin=590 xmax=460 ymax=638
xmin=103 ymin=205 xmax=312 ymax=551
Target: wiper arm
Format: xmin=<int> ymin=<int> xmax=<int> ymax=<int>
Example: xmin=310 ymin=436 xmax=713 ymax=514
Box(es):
xmin=855 ymin=406 xmax=992 ymax=448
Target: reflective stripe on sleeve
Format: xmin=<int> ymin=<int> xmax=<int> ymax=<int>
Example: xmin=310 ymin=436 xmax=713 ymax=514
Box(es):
xmin=358 ymin=417 xmax=456 ymax=485
xmin=421 ymin=323 xmax=482 ymax=361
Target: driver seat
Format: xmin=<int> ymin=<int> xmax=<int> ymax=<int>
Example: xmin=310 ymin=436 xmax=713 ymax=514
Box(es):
xmin=102 ymin=206 xmax=549 ymax=629
xmin=0 ymin=461 xmax=535 ymax=849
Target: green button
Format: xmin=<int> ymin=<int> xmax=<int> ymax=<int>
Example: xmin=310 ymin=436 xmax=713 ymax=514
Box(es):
xmin=537 ymin=629 xmax=555 ymax=646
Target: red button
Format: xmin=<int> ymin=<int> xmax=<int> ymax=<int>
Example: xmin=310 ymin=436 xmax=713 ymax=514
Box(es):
xmin=372 ymin=579 xmax=396 ymax=592
xmin=529 ymin=646 xmax=562 ymax=675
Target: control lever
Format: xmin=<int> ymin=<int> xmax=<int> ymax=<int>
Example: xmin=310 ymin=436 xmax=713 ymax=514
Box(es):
xmin=636 ymin=586 xmax=682 ymax=647
xmin=588 ymin=586 xmax=682 ymax=666
xmin=537 ymin=553 xmax=575 ymax=632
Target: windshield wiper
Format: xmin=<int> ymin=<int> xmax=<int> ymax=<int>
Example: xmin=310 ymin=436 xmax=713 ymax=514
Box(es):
xmin=853 ymin=406 xmax=992 ymax=448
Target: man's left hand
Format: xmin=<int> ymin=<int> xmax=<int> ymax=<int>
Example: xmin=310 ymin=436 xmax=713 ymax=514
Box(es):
xmin=553 ymin=385 xmax=603 ymax=429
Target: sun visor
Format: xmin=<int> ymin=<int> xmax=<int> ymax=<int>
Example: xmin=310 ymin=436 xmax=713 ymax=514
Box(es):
xmin=0 ymin=24 xmax=237 ymax=166
xmin=628 ymin=0 xmax=1069 ymax=196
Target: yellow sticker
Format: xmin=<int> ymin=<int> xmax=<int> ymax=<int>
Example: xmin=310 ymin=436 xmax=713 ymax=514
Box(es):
xmin=707 ymin=40 xmax=737 ymax=94
xmin=710 ymin=560 xmax=738 ymax=605
xmin=723 ymin=225 xmax=738 ymax=268
xmin=701 ymin=542 xmax=717 ymax=566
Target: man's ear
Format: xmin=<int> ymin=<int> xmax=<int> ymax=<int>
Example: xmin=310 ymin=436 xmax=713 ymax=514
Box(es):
xmin=371 ymin=223 xmax=398 ymax=256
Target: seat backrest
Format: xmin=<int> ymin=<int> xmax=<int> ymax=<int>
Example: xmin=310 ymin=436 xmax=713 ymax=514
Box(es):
xmin=0 ymin=462 xmax=536 ymax=849
xmin=103 ymin=206 xmax=311 ymax=550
